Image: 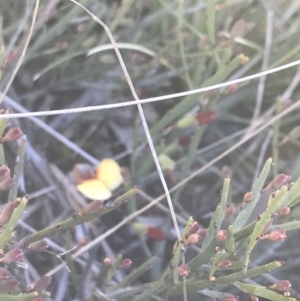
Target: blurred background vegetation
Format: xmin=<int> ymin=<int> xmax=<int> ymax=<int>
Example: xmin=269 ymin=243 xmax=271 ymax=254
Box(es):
xmin=1 ymin=0 xmax=300 ymax=300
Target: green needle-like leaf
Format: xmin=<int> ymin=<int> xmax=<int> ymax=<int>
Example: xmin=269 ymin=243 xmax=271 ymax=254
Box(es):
xmin=234 ymin=158 xmax=272 ymax=231
xmin=235 ymin=282 xmax=296 ymax=301
xmin=244 ymin=186 xmax=288 ymax=270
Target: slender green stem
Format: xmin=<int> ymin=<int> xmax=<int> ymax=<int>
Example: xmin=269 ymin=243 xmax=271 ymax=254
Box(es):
xmin=206 ymin=0 xmax=215 ymax=45
xmin=178 ymin=0 xmax=193 ymax=89
xmin=272 ymin=98 xmax=282 ymax=176
xmin=9 ymin=137 xmax=26 ymax=201
xmin=167 ymin=261 xmax=282 ymax=295
xmin=19 ymin=188 xmax=139 ymax=247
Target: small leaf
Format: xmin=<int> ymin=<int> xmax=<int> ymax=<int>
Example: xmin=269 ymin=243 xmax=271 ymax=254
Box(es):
xmin=176 ymin=115 xmax=197 ymax=128
xmin=158 ymin=154 xmax=176 ymax=171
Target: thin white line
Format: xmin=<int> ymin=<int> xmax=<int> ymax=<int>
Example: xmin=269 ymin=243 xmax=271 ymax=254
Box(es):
xmin=87 ymin=42 xmax=156 ymax=57
xmin=1 ymin=59 xmax=300 ymax=119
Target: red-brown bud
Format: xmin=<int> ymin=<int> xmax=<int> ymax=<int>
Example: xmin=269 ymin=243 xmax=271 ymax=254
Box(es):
xmin=132 ymin=223 xmax=166 ymax=241
xmin=28 ymin=240 xmax=49 ymax=251
xmin=103 ymin=257 xmax=112 ymax=267
xmin=268 ymin=228 xmax=286 ymax=242
xmin=265 ymin=174 xmax=290 ymax=190
xmin=198 ymin=229 xmax=208 ymax=239
xmin=217 ymin=230 xmax=227 ymax=242
xmin=0 ymin=166 xmax=10 ymax=182
xmin=0 ymin=279 xmax=19 ymax=292
xmin=2 ymin=127 xmax=23 ymax=142
xmin=146 ymin=227 xmax=166 ymax=241
xmin=0 ymin=267 xmax=9 ymax=280
xmin=0 ymin=178 xmax=15 ymax=190
xmin=185 ymin=233 xmax=200 ymax=245
xmin=1 ymin=247 xmax=23 ymax=263
xmin=0 ymin=201 xmax=17 ymax=225
xmin=279 ymin=207 xmax=290 ymax=216
xmin=242 ymin=191 xmax=253 ymax=204
xmin=177 ymin=264 xmax=190 ymax=277
xmin=225 ymin=205 xmax=235 ymax=218
xmin=120 ymin=258 xmax=132 ymax=269
xmin=79 ymin=200 xmax=103 ymax=215
xmin=195 ymin=111 xmax=217 ymax=125
xmin=268 ymin=280 xmax=291 ymax=292
xmin=32 ymin=276 xmax=52 ymax=292
xmin=13 ymin=198 xmax=21 ymax=206
xmin=218 ymin=260 xmax=232 ymax=269
xmin=189 ymin=221 xmax=200 ymax=235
